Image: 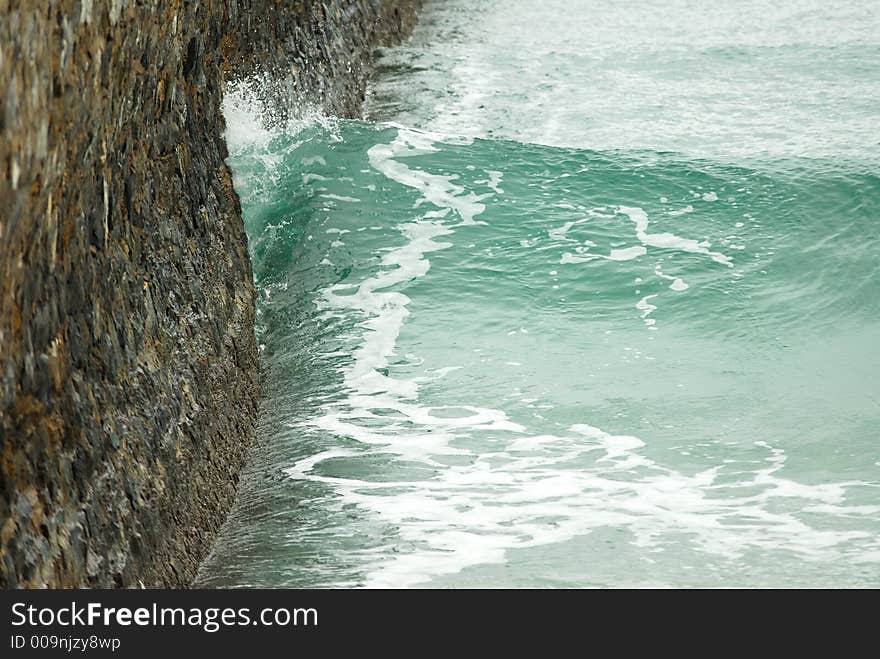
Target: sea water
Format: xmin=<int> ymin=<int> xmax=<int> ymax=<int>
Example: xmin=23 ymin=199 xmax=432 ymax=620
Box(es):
xmin=196 ymin=0 xmax=880 ymax=587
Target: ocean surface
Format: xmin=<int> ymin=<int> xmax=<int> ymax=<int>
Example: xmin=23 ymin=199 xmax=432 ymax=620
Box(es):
xmin=196 ymin=0 xmax=880 ymax=587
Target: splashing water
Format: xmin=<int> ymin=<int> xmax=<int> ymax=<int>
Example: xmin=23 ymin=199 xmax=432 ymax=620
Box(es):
xmin=197 ymin=0 xmax=880 ymax=588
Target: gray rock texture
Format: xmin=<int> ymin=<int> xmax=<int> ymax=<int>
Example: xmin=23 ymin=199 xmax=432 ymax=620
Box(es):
xmin=0 ymin=0 xmax=420 ymax=588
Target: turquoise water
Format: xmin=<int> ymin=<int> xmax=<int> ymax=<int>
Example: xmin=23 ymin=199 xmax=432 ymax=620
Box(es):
xmin=197 ymin=0 xmax=880 ymax=587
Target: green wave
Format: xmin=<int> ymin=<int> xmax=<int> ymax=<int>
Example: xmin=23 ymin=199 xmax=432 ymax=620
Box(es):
xmin=196 ymin=119 xmax=880 ymax=588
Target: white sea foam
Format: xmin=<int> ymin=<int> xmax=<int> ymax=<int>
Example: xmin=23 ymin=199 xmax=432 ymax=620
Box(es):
xmin=320 ymin=193 xmax=361 ymax=203
xmin=368 ymin=127 xmax=489 ymax=225
xmin=280 ymin=126 xmax=879 ymax=588
xmin=636 ymin=294 xmax=659 ymax=329
xmin=547 ymin=204 xmax=732 ymax=268
xmin=222 ymin=76 xmax=334 ymax=155
xmin=608 ymin=245 xmax=648 ymax=261
xmin=667 ymin=204 xmax=694 ymax=216
xmin=617 ymin=206 xmax=733 ymax=267
xmin=655 ymin=264 xmax=690 ymax=291
xmin=548 ymin=204 xmax=731 ymax=328
xmin=485 ymin=169 xmax=504 ymax=194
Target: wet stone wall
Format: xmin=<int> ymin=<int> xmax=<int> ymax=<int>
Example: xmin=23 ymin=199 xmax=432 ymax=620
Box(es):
xmin=0 ymin=0 xmax=420 ymax=588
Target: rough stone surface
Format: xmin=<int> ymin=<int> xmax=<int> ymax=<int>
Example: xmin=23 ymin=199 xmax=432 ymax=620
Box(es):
xmin=0 ymin=0 xmax=420 ymax=588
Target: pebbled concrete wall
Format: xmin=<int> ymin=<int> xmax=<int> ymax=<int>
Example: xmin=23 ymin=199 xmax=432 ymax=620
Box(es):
xmin=0 ymin=0 xmax=420 ymax=588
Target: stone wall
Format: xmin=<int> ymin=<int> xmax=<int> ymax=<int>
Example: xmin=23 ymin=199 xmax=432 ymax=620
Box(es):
xmin=0 ymin=0 xmax=420 ymax=588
